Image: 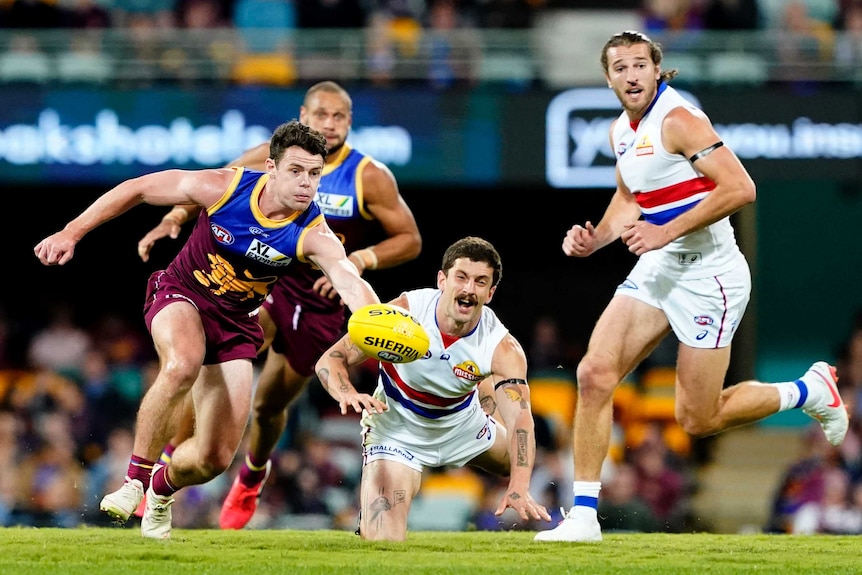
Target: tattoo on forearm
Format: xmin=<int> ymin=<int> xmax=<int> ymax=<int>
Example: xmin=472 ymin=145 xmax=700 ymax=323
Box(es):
xmin=329 ymin=349 xmax=348 ymax=361
xmin=516 ymin=429 xmax=528 ymax=467
xmin=479 ymin=394 xmax=497 ymax=416
xmin=337 ymin=373 xmax=350 ymax=393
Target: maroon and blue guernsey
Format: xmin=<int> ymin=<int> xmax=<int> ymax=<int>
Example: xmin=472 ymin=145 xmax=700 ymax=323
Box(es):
xmin=167 ymin=167 xmax=324 ymax=316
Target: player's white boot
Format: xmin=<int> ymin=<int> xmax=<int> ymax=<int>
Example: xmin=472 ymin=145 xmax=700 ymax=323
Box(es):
xmin=141 ymin=467 xmax=175 ymax=539
xmin=800 ymin=362 xmax=849 ymax=446
xmin=533 ymin=507 xmax=602 ymax=542
xmin=99 ymin=477 xmax=145 ymax=523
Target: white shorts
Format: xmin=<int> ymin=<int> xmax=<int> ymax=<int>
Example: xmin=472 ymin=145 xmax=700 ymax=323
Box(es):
xmin=361 ymin=404 xmax=497 ymax=472
xmin=615 ymin=252 xmax=751 ymax=348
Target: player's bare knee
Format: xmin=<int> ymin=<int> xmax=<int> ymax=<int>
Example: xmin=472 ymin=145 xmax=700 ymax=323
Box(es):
xmin=159 ymin=359 xmax=199 ymax=393
xmin=252 ymin=401 xmax=287 ymax=423
xmin=676 ymin=412 xmax=719 ymax=438
xmin=576 ymin=357 xmax=619 ymax=399
xmin=196 ymin=448 xmax=234 ymax=479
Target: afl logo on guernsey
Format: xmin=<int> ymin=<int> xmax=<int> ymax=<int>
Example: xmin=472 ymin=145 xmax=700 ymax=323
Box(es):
xmin=211 ymin=223 xmax=234 ymax=245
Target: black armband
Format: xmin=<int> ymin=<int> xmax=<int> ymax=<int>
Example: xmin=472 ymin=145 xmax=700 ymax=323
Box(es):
xmin=494 ymin=378 xmax=527 ymax=390
xmin=689 ymin=141 xmax=723 ymax=163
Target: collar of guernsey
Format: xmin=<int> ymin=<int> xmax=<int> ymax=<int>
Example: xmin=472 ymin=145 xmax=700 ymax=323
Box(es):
xmin=630 ymin=80 xmax=668 ymax=131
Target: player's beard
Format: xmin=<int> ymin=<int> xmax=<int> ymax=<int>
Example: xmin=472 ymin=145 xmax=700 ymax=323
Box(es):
xmin=327 ymin=139 xmax=345 ymax=158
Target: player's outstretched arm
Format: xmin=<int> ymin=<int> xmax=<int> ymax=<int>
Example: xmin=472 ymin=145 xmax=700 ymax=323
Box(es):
xmin=137 ymin=142 xmax=269 ymax=262
xmin=306 ymin=220 xmax=381 ymax=313
xmin=37 ymin=169 xmax=234 ymax=266
xmin=490 ymin=335 xmax=552 ymax=523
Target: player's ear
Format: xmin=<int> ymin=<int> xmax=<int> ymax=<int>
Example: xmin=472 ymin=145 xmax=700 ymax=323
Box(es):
xmin=436 ymin=270 xmax=446 ymax=290
xmin=486 ymin=285 xmax=497 ymax=304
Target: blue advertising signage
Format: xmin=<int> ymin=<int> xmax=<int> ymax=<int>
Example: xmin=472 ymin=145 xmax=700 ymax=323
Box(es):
xmin=0 ymin=87 xmax=501 ymax=186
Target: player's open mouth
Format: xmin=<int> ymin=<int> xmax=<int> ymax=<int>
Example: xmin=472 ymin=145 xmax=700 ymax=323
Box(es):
xmin=456 ymin=297 xmax=476 ymax=310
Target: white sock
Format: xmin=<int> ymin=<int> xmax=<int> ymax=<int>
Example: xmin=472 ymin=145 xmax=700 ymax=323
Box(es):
xmin=572 ymin=481 xmax=601 ymax=518
xmin=774 ymin=380 xmax=809 ymax=411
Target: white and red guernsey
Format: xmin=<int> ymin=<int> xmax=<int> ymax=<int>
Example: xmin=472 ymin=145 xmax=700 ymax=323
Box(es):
xmin=611 ymin=83 xmax=743 ymax=281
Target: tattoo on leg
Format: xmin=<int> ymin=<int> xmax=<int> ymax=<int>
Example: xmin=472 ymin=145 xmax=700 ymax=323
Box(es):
xmin=369 ymin=494 xmax=392 ymax=528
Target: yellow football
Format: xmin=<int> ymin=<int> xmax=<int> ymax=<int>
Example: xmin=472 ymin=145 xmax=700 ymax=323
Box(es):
xmin=347 ymin=303 xmax=430 ymax=363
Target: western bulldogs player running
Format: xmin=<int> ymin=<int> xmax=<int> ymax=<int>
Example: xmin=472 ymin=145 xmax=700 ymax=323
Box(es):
xmin=534 ymin=30 xmax=848 ymax=543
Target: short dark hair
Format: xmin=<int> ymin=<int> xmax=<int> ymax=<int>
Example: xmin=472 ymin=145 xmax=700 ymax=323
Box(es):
xmin=269 ymin=120 xmax=327 ymax=164
xmin=441 ymin=237 xmax=503 ymax=287
xmin=304 ymin=80 xmax=352 ymax=111
xmin=601 ymin=30 xmax=678 ymax=84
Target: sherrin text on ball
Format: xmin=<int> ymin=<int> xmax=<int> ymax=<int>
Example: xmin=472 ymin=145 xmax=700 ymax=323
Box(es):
xmin=348 ymin=303 xmax=430 ymax=363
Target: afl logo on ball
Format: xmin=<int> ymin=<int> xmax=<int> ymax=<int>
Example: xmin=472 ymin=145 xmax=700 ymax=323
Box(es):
xmin=211 ymin=224 xmax=234 ymax=245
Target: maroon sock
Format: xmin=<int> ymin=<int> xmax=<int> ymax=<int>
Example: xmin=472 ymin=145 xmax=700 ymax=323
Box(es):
xmin=158 ymin=443 xmax=175 ymax=467
xmin=128 ymin=455 xmax=155 ymax=489
xmin=238 ymin=454 xmax=269 ymax=487
xmin=151 ymin=464 xmax=178 ymax=498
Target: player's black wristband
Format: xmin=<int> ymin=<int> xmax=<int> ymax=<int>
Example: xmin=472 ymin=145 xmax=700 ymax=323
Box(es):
xmin=494 ymin=378 xmax=527 ymax=390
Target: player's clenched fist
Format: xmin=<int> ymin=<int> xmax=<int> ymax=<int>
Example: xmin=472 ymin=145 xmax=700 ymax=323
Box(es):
xmin=562 ymin=221 xmax=597 ymax=258
xmin=34 ymin=231 xmax=78 ymax=266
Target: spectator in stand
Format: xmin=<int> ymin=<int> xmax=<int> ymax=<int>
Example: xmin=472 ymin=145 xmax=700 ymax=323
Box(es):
xmin=642 ymin=0 xmax=702 ymax=32
xmin=792 ymin=466 xmax=862 ymax=534
xmin=17 ymin=412 xmax=86 ymax=527
xmin=168 ymin=0 xmax=232 ymax=84
xmin=598 ymin=462 xmax=660 ymax=533
xmin=631 ymin=440 xmax=689 ymax=531
xmin=528 ymin=316 xmax=569 ymax=375
xmin=835 ymin=3 xmax=862 ymax=81
xmin=111 ymin=0 xmax=174 ymax=27
xmin=772 ymin=0 xmax=835 ymax=83
xmin=0 ymin=411 xmax=23 ymax=526
xmin=424 ymin=0 xmax=482 ymax=90
xmin=26 ymin=302 xmax=92 ymax=380
xmin=62 ymin=0 xmax=112 ymax=28
xmin=0 ymin=32 xmax=52 ymax=85
xmin=765 ymin=423 xmax=839 ymax=533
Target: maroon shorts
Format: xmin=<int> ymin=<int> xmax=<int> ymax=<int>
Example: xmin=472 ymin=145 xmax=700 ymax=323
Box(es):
xmin=262 ymin=284 xmax=347 ymax=377
xmin=143 ymin=270 xmax=264 ymax=365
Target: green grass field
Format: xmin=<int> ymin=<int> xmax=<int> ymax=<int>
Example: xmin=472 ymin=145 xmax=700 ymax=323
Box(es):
xmin=2 ymin=528 xmax=860 ymax=575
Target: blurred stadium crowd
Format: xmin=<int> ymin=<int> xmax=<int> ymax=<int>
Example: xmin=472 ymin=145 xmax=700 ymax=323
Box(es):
xmin=2 ymin=0 xmax=862 ymax=86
